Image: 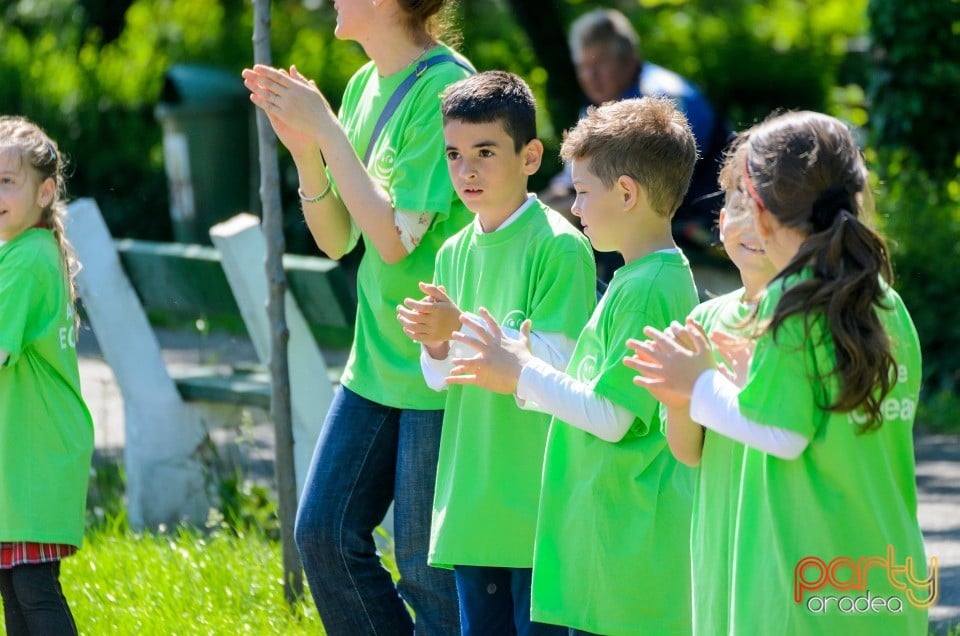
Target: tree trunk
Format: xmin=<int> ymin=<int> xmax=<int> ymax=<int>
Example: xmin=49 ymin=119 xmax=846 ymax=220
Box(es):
xmin=250 ymin=0 xmax=303 ymax=605
xmin=502 ymin=0 xmax=581 ymax=133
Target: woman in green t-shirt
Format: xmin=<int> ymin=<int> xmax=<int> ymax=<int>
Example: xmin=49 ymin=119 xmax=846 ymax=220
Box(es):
xmin=0 ymin=117 xmax=94 ymax=636
xmin=627 ymin=111 xmax=930 ymax=634
xmin=241 ymin=1 xmax=471 ymax=633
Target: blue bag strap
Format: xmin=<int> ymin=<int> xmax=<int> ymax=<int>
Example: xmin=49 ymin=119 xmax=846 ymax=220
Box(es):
xmin=362 ymin=55 xmax=475 ymax=166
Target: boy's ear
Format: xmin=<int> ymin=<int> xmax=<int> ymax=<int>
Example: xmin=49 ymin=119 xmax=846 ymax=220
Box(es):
xmin=717 ymin=207 xmax=727 ymax=242
xmin=617 ymin=175 xmax=646 ymax=212
xmin=522 ymin=139 xmax=544 ymax=176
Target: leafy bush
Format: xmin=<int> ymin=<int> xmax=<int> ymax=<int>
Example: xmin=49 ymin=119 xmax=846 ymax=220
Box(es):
xmin=871 ymin=149 xmax=960 ymax=429
xmin=0 ymin=0 xmax=348 ymax=242
xmin=564 ymin=0 xmax=869 ymax=130
xmin=868 ymin=0 xmax=960 ymax=176
xmin=867 ymin=0 xmax=960 ymax=431
xmin=1 ymin=0 xmax=875 ymax=239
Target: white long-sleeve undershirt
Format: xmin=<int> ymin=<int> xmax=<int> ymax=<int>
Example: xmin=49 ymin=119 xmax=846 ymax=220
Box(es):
xmin=690 ymin=369 xmax=809 ymax=459
xmin=515 ymin=357 xmax=635 ymax=442
xmin=420 ymin=322 xmax=575 ymax=392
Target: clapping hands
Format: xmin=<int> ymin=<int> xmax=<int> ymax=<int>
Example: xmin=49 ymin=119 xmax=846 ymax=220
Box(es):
xmin=444 ymin=307 xmax=534 ymax=395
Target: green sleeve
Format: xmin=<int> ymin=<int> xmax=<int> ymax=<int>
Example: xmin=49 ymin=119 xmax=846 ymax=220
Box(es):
xmin=593 ymin=306 xmax=661 ymax=438
xmin=390 ymin=71 xmax=469 ymax=218
xmin=527 ymin=235 xmax=596 ymax=339
xmin=737 ymin=312 xmax=820 ymax=440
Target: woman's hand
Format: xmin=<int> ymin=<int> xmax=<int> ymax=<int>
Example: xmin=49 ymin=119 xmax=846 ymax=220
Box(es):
xmin=241 ymin=64 xmax=335 ymax=158
xmin=445 ymin=307 xmax=534 ymax=395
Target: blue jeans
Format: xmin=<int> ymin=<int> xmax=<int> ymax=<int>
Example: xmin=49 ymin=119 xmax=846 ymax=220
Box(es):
xmin=0 ymin=561 xmax=78 ymax=636
xmin=295 ymin=385 xmax=459 ymax=635
xmin=455 ymin=566 xmax=566 ymax=636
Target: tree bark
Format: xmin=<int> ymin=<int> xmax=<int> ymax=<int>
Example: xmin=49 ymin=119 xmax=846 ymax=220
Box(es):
xmin=502 ymin=0 xmax=581 ymax=133
xmin=251 ymin=0 xmax=303 ymax=605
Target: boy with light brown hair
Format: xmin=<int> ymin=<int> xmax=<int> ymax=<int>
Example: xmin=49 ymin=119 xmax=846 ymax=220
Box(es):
xmin=446 ymin=96 xmax=700 ymax=634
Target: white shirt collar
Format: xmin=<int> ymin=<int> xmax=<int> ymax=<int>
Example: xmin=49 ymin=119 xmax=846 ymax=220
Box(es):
xmin=473 ymin=193 xmax=537 ymax=235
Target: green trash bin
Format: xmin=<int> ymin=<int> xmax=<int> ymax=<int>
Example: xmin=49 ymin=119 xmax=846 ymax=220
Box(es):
xmin=155 ymin=64 xmax=259 ymax=244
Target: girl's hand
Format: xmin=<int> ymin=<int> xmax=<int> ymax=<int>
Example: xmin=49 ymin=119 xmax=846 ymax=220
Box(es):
xmin=623 ymin=318 xmax=717 ymax=402
xmin=241 ymin=64 xmax=334 ymax=157
xmin=710 ymin=330 xmax=754 ymax=388
xmin=623 ymin=338 xmax=693 ymax=410
xmin=445 ymin=307 xmax=533 ymax=394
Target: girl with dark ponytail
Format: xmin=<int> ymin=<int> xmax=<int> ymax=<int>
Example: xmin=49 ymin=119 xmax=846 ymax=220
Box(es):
xmin=743 ymin=112 xmax=896 ymax=431
xmin=625 ymin=111 xmax=931 ymax=634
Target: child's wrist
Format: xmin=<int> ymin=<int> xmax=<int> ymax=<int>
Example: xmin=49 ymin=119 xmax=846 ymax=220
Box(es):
xmin=424 ymin=341 xmax=450 ymax=359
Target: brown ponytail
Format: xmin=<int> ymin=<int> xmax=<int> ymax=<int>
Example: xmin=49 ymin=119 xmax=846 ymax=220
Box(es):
xmin=745 ymin=111 xmax=896 ymax=431
xmin=397 ymin=0 xmax=460 ymax=47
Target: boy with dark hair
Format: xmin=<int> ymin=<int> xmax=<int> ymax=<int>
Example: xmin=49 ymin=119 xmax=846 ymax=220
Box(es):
xmin=397 ymin=70 xmax=596 ymax=635
xmin=446 ymin=96 xmax=700 ymax=634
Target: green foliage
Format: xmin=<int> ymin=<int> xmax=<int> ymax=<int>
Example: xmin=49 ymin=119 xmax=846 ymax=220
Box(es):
xmin=868 ymin=0 xmax=960 ymax=175
xmin=86 ymin=455 xmax=128 ymax=530
xmin=871 ymin=148 xmax=960 ymax=422
xmin=17 ymin=454 xmax=403 ymax=633
xmin=0 ymin=0 xmax=348 ymax=242
xmin=917 ymin=388 xmax=960 ymax=435
xmin=617 ymin=0 xmax=868 ymax=129
xmin=212 ymin=475 xmax=281 ymax=540
xmin=62 ymin=526 xmax=325 ymax=633
xmin=0 ymin=0 xmax=873 ymax=238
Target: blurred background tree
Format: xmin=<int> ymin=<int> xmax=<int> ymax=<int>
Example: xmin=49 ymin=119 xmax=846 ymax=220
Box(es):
xmin=1 ymin=0 xmax=956 ymax=419
xmin=866 ymin=0 xmax=960 ymax=424
xmin=0 ymin=0 xmax=870 ymax=238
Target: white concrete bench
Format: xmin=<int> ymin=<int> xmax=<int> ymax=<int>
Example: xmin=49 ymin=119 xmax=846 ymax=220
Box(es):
xmin=66 ymin=199 xmax=353 ymax=528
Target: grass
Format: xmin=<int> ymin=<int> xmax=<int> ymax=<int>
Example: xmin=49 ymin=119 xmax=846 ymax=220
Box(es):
xmin=40 ymin=524 xmax=325 ymax=634
xmin=0 ymin=456 xmax=401 ymax=635
xmin=1 ymin=517 xmax=404 ymax=634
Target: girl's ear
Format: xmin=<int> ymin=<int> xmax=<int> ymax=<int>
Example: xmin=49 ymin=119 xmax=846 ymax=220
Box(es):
xmin=752 ymin=202 xmax=775 ymax=239
xmin=718 ymin=207 xmax=728 ymax=242
xmin=522 ymin=139 xmax=544 ymax=176
xmin=37 ymin=177 xmax=56 ymax=210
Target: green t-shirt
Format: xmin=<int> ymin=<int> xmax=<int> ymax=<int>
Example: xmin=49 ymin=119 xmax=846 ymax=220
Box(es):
xmin=730 ymin=271 xmax=928 ymax=634
xmin=429 ymin=200 xmax=596 ymax=568
xmin=0 ymin=230 xmax=94 ymax=547
xmin=338 ymin=45 xmax=473 ymax=409
xmin=532 ymin=250 xmax=699 ymax=635
xmin=682 ymin=289 xmax=752 ymax=636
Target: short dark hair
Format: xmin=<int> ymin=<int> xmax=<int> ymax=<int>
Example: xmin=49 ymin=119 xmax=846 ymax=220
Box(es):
xmin=560 ymin=96 xmax=697 ymax=218
xmin=441 ymin=71 xmax=537 ymax=152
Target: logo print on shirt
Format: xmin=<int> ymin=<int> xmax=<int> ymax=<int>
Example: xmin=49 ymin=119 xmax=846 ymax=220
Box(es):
xmin=371 ymin=147 xmax=397 ymax=184
xmin=501 ymin=310 xmax=526 ymax=330
xmin=576 ymin=355 xmax=598 ymax=382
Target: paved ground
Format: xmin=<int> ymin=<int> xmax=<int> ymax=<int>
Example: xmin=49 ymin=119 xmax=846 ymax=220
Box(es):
xmin=77 ymin=323 xmax=960 ymax=633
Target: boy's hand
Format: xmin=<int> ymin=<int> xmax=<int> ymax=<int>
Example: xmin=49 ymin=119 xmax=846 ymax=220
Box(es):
xmin=396 ymin=283 xmax=462 ymax=352
xmin=623 ymin=339 xmax=692 ymax=410
xmin=623 ymin=318 xmax=716 ymax=405
xmin=446 ymin=308 xmax=533 ymax=394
